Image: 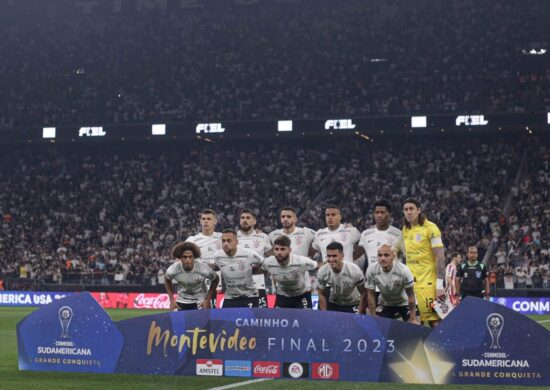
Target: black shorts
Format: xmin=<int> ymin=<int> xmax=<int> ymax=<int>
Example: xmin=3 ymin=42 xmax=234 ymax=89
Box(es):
xmin=258 ymin=289 xmax=268 ymax=308
xmin=376 ymin=305 xmax=419 ymax=321
xmin=461 ymin=291 xmax=484 ymax=299
xmin=176 ymin=302 xmax=203 ymax=311
xmin=275 ymin=292 xmax=312 ymax=309
xmin=222 ymin=296 xmax=260 ymax=308
xmin=327 ymin=302 xmax=359 ymax=313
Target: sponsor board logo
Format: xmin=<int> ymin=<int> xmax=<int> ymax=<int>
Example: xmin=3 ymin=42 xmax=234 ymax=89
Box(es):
xmin=224 ymin=360 xmax=252 ymax=377
xmin=312 ymin=362 xmax=340 ymax=380
xmin=253 ymin=361 xmax=281 ymax=378
xmin=283 ymin=362 xmax=309 ymax=379
xmin=196 ymin=359 xmax=223 ymax=376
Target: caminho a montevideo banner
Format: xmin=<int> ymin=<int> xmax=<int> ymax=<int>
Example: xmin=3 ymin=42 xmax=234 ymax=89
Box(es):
xmin=17 ymin=292 xmax=549 ymax=385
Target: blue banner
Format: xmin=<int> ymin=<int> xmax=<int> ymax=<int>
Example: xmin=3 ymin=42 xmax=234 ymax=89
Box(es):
xmin=17 ymin=293 xmax=549 ymax=385
xmin=17 ymin=293 xmax=123 ymax=373
xmin=0 ymin=291 xmax=74 ymax=306
xmin=490 ymin=297 xmax=550 ymax=315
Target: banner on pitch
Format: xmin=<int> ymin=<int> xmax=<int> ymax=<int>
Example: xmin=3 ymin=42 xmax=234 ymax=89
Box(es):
xmin=17 ymin=293 xmax=549 ymax=385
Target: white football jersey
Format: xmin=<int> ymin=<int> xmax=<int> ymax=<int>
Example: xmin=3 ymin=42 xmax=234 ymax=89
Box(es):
xmin=237 ymin=229 xmax=271 ymax=290
xmin=185 ymin=232 xmax=222 ymax=264
xmin=165 ymin=260 xmax=218 ymax=304
xmin=213 ymin=247 xmax=264 ymax=299
xmin=269 ymin=227 xmax=316 ymax=257
xmin=262 ymin=254 xmax=317 ymax=297
xmin=312 ymin=224 xmax=361 ymax=263
xmin=359 ymin=225 xmax=404 ymax=266
xmin=365 ymin=261 xmax=414 ymax=307
xmin=269 ymin=226 xmax=316 ymax=291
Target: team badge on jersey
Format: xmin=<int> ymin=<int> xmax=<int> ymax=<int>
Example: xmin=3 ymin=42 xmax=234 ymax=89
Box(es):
xmin=415 ymin=234 xmax=422 ymax=242
xmin=295 ymin=235 xmax=303 ymax=245
xmin=476 ymin=271 xmax=482 ymax=278
xmin=237 ymin=260 xmax=246 ymax=271
xmin=340 ymin=232 xmax=349 ymax=241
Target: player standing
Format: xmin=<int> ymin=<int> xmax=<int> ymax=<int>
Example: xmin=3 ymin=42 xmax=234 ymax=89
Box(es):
xmin=358 ymin=200 xmax=405 ymax=273
xmin=446 ymin=253 xmax=462 ymax=305
xmin=237 ymin=209 xmax=271 ymax=307
xmin=165 ymin=242 xmax=220 ymax=311
xmin=312 ymin=205 xmax=361 ymax=264
xmin=269 ymin=206 xmax=316 ymax=291
xmin=262 ymin=235 xmax=318 ymax=308
xmin=402 ymin=198 xmax=445 ymax=327
xmin=185 ymin=209 xmax=222 ymax=307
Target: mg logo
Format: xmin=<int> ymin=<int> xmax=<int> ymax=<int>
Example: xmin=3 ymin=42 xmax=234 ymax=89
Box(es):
xmin=324 ymin=119 xmax=356 ymax=130
xmin=455 ymin=115 xmax=488 ymax=126
xmin=196 ymin=123 xmax=225 ymax=133
xmin=317 ymin=363 xmax=333 ymax=378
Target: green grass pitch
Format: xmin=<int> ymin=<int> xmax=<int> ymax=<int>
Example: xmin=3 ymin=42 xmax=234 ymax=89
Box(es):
xmin=1 ymin=307 xmax=548 ymax=390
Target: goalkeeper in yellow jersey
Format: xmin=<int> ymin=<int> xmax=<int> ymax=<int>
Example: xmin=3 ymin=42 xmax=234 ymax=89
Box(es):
xmin=402 ymin=198 xmax=446 ymax=327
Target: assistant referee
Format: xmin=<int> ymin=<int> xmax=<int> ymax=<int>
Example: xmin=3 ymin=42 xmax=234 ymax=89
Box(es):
xmin=456 ymin=246 xmax=489 ymax=300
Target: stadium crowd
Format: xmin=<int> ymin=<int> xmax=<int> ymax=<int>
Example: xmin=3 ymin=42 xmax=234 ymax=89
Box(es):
xmin=0 ymin=0 xmax=549 ymax=129
xmin=1 ymin=136 xmax=548 ymax=289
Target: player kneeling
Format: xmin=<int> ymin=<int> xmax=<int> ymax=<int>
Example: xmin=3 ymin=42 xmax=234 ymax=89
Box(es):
xmin=317 ymin=242 xmax=366 ymax=313
xmin=165 ymin=242 xmax=219 ymax=311
xmin=360 ymin=244 xmax=419 ymax=324
xmin=262 ymin=235 xmax=319 ymax=309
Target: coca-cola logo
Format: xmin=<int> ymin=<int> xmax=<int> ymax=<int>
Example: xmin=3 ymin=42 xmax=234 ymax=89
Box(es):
xmin=133 ymin=293 xmax=170 ymax=309
xmin=253 ymin=361 xmax=281 ymax=378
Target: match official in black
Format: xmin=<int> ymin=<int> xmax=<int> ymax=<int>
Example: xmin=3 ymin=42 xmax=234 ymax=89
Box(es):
xmin=456 ymin=246 xmax=489 ymax=300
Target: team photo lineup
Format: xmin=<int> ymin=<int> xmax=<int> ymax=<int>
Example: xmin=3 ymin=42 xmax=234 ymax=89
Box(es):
xmin=2 ymin=0 xmax=550 ymax=388
xmin=166 ymin=199 xmax=487 ymax=327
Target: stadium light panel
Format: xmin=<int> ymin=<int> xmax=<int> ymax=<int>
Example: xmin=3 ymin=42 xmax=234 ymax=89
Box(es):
xmin=411 ymin=116 xmax=427 ymax=128
xmin=152 ymin=124 xmax=166 ymax=135
xmin=42 ymin=127 xmax=56 ymax=139
xmin=547 ymin=113 xmax=550 ymax=124
xmin=278 ymin=120 xmax=293 ymax=132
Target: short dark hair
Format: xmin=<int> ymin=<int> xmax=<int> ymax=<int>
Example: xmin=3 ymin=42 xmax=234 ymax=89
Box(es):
xmin=326 ymin=241 xmax=344 ymax=252
xmin=325 ymin=204 xmax=341 ymax=212
xmin=280 ymin=206 xmax=297 ymax=215
xmin=240 ymin=209 xmax=256 ymax=219
xmin=451 ymin=252 xmax=461 ymax=259
xmin=172 ymin=242 xmax=201 ymax=259
xmin=201 ymin=209 xmax=217 ymax=217
xmin=222 ymin=228 xmax=237 ymax=236
xmin=273 ymin=235 xmax=291 ymax=247
xmin=374 ymin=200 xmax=391 ymax=213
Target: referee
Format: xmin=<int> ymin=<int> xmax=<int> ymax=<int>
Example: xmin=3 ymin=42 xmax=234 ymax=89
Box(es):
xmin=456 ymin=246 xmax=489 ymax=300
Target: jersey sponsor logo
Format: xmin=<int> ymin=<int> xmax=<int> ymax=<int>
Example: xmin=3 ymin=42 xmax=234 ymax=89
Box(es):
xmin=312 ymin=362 xmax=340 ymax=380
xmin=224 ymin=360 xmax=252 ymax=377
xmin=253 ymin=361 xmax=281 ymax=378
xmin=196 ymin=359 xmax=223 ymax=376
xmin=283 ymin=362 xmax=309 ymax=378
